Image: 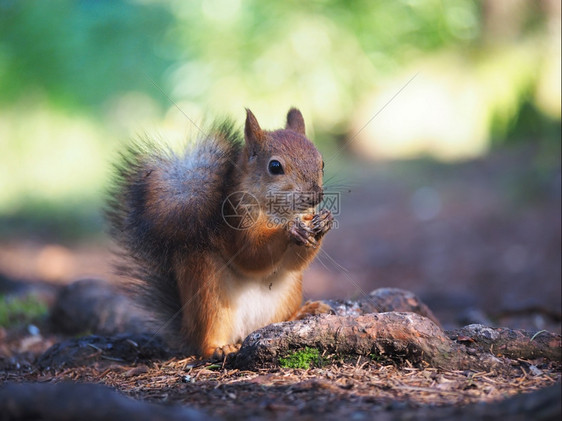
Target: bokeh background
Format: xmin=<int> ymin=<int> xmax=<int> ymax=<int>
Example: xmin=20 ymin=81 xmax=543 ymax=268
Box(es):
xmin=1 ymin=0 xmax=560 ymax=330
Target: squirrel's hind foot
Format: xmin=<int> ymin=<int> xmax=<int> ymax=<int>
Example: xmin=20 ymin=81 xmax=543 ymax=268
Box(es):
xmin=291 ymin=300 xmax=335 ymax=320
xmin=210 ymin=343 xmax=242 ymax=361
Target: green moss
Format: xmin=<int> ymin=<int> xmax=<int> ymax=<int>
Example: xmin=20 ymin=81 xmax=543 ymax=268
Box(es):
xmin=0 ymin=294 xmax=48 ymax=328
xmin=279 ymin=347 xmax=322 ymax=369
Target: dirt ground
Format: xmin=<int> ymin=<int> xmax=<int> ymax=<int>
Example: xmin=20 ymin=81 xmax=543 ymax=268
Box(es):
xmin=0 ymin=144 xmax=560 ymax=419
xmin=2 ymin=351 xmax=560 ymax=420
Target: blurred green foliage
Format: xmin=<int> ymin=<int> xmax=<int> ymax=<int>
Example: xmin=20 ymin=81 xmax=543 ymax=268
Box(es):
xmin=0 ymin=0 xmax=175 ymax=111
xmin=164 ymin=0 xmax=482 ymax=123
xmin=0 ymin=293 xmax=48 ymax=328
xmin=1 ymin=0 xmax=486 ymax=119
xmin=0 ymin=0 xmax=559 ymax=239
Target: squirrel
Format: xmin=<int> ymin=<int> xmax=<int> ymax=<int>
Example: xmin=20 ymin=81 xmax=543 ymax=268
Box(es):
xmin=106 ymin=108 xmax=333 ymax=359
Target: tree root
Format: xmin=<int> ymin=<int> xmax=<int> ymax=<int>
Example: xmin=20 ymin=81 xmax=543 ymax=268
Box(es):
xmin=232 ymin=311 xmax=561 ymax=371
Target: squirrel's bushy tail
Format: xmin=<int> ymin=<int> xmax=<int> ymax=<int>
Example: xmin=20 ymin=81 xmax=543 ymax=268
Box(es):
xmin=105 ymin=122 xmax=242 ymax=343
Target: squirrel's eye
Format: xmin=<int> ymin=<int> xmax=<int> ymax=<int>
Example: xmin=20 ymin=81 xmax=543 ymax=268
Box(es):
xmin=268 ymin=159 xmax=284 ymax=175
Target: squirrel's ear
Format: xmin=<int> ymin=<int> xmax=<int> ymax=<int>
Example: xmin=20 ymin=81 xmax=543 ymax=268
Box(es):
xmin=245 ymin=108 xmax=265 ymax=150
xmin=286 ymin=108 xmax=305 ymax=135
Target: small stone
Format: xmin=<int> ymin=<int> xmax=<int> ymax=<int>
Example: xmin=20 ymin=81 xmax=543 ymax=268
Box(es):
xmin=27 ymin=324 xmax=40 ymax=336
xmin=529 ymin=365 xmax=543 ymax=376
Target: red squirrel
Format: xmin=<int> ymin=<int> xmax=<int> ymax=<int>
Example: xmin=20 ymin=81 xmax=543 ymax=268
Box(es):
xmin=107 ymin=108 xmax=333 ymax=358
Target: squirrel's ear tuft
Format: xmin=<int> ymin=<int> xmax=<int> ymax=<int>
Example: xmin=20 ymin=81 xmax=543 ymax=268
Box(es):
xmin=245 ymin=108 xmax=264 ymax=150
xmin=286 ymin=108 xmax=305 ymax=135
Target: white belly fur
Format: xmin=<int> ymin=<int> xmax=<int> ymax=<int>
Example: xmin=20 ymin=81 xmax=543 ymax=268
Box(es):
xmin=228 ymin=270 xmax=299 ymax=344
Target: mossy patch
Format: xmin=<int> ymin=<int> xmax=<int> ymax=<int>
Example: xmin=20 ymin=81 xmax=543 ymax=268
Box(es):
xmin=279 ymin=347 xmax=322 ymax=369
xmin=0 ymin=294 xmax=48 ymax=327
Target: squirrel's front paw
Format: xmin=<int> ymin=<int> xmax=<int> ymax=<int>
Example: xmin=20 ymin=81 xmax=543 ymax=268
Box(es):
xmin=288 ymin=217 xmax=317 ymax=247
xmin=310 ymin=209 xmax=333 ymax=239
xmin=288 ymin=209 xmax=333 ymax=247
